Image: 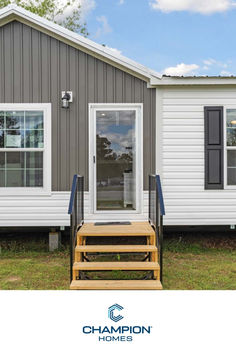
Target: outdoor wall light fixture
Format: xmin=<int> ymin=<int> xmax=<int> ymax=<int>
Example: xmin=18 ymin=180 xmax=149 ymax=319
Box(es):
xmin=61 ymin=91 xmax=73 ymax=108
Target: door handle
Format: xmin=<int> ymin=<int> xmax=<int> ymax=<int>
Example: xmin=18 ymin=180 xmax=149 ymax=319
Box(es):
xmin=93 ymin=156 xmax=96 ymax=163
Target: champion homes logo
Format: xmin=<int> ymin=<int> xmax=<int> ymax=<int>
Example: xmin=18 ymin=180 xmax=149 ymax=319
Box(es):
xmin=108 ymin=303 xmax=124 ymax=322
xmin=82 ymin=304 xmax=152 ymax=342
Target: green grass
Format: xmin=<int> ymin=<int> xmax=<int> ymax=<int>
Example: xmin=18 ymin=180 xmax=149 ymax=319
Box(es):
xmin=163 ymin=237 xmax=236 ymax=290
xmin=0 ymin=235 xmax=70 ymax=290
xmin=0 ymin=250 xmax=70 ymax=290
xmin=1 ymin=232 xmax=236 ymax=290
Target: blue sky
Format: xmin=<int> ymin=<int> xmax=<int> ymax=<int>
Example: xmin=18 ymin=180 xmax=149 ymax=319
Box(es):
xmin=78 ymin=0 xmax=236 ymax=76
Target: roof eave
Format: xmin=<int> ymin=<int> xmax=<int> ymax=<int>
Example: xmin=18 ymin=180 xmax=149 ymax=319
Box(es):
xmin=150 ymin=76 xmax=236 ymax=86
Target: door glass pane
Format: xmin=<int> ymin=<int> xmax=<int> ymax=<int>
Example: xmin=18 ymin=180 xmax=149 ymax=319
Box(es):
xmin=96 ymin=110 xmax=136 ymax=211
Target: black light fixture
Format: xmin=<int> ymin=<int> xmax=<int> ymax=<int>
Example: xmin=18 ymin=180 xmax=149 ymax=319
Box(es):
xmin=61 ymin=91 xmax=72 ymax=109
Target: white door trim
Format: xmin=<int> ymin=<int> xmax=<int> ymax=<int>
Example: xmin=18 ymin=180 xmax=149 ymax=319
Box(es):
xmin=88 ymin=103 xmax=143 ymax=216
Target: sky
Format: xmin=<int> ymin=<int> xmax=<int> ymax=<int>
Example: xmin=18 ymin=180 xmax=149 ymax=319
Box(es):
xmin=74 ymin=0 xmax=236 ymax=76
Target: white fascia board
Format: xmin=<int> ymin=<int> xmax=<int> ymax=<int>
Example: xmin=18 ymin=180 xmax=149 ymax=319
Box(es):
xmin=150 ymin=76 xmax=236 ymax=86
xmin=0 ymin=5 xmax=161 ymax=83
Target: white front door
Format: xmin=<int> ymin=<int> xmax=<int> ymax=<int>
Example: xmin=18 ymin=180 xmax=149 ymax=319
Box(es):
xmin=89 ymin=104 xmax=143 ymax=215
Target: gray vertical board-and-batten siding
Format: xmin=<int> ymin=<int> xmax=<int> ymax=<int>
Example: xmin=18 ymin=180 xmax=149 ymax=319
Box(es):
xmin=0 ymin=20 xmax=156 ymax=191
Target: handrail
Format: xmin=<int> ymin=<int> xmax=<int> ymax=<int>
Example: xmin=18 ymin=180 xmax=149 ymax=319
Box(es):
xmin=68 ymin=174 xmax=84 ymax=282
xmin=148 ymin=174 xmax=165 ymax=283
xmin=149 ymin=174 xmax=165 ymax=217
xmin=156 ymin=175 xmax=165 ymax=217
xmin=68 ymin=174 xmax=78 ymax=215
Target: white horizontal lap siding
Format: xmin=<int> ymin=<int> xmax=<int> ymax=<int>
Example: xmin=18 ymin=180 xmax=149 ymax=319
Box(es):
xmin=0 ymin=192 xmax=149 ymax=226
xmin=0 ymin=193 xmax=70 ymax=226
xmin=161 ymin=87 xmax=236 ymax=226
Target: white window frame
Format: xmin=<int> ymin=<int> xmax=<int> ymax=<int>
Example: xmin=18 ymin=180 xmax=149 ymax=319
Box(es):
xmin=89 ymin=103 xmax=143 ymax=215
xmin=224 ymin=105 xmax=236 ymax=190
xmin=0 ymin=103 xmax=51 ymax=195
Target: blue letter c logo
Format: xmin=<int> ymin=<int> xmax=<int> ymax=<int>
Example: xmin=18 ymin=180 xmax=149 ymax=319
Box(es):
xmin=108 ymin=304 xmax=124 ymax=322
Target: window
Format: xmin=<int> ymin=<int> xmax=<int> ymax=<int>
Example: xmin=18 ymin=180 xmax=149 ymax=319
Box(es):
xmin=226 ymin=108 xmax=236 ymax=186
xmin=0 ymin=104 xmax=51 ymax=193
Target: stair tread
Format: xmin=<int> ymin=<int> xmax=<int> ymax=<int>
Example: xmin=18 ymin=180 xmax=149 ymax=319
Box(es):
xmin=77 ymin=221 xmax=155 ymax=237
xmin=75 ymin=245 xmax=157 ymax=253
xmin=70 ymin=279 xmax=162 ymax=290
xmin=73 ymin=261 xmax=159 ymax=270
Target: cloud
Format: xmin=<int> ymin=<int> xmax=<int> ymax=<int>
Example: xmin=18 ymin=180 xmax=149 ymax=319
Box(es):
xmin=163 ymin=58 xmax=234 ymax=77
xmin=101 ymin=129 xmax=134 ymax=155
xmin=203 ymin=59 xmax=217 ymax=66
xmin=220 ymin=70 xmax=233 ymax=76
xmin=202 ymin=58 xmax=230 ymax=71
xmin=163 ymin=63 xmax=199 ymax=76
xmin=105 ymin=46 xmax=122 ymax=56
xmin=150 ymin=0 xmax=236 ymax=14
xmin=54 ymin=0 xmax=96 ymax=21
xmin=119 ymin=0 xmax=125 ymax=4
xmin=78 ymin=0 xmax=96 ymax=20
xmin=95 ymin=15 xmax=112 ymax=37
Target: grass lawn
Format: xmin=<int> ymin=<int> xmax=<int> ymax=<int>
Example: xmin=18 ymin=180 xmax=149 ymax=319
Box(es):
xmin=0 ymin=231 xmax=236 ymax=290
xmin=0 ymin=235 xmax=70 ymax=290
xmin=163 ymin=235 xmax=236 ymax=290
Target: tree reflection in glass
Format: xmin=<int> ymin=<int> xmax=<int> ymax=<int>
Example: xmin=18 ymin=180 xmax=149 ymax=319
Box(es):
xmin=96 ymin=110 xmax=136 ymax=211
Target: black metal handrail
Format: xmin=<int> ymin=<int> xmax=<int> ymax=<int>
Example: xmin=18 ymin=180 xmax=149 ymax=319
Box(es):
xmin=149 ymin=174 xmax=165 ymax=282
xmin=68 ymin=174 xmax=84 ymax=282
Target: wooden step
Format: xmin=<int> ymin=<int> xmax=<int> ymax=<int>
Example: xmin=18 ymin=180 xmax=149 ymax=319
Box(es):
xmin=75 ymin=245 xmax=157 ymax=253
xmin=70 ymin=279 xmax=162 ymax=290
xmin=77 ymin=221 xmax=155 ymax=237
xmin=73 ymin=261 xmax=159 ymax=271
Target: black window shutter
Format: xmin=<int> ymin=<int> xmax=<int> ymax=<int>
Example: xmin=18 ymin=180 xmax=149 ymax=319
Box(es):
xmin=204 ymin=106 xmax=224 ymax=189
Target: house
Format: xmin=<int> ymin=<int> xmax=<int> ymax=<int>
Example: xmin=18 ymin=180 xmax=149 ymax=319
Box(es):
xmin=1 ymin=5 xmax=236 ymax=289
xmin=1 ymin=5 xmax=235 ymax=229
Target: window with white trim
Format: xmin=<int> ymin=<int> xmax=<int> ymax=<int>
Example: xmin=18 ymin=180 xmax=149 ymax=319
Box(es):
xmin=226 ymin=108 xmax=236 ymax=186
xmin=0 ymin=105 xmax=51 ymax=192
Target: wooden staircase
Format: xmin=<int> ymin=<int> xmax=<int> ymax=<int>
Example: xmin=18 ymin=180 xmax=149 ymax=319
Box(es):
xmin=70 ymin=221 xmax=163 ymax=290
